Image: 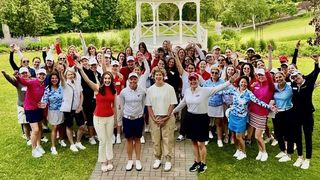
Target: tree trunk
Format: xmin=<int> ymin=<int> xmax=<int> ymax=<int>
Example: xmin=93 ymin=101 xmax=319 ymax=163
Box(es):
xmin=2 ymin=23 xmax=11 ymax=39
xmin=252 ymin=15 xmax=256 ymax=30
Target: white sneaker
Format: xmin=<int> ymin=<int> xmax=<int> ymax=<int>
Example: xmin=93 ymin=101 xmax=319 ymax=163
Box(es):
xmin=26 ymin=140 xmax=32 ymax=146
xmin=153 ymin=159 xmax=161 ymax=169
xmin=271 ymin=139 xmax=278 ymax=146
xmin=135 ymin=160 xmax=142 ymax=171
xmin=217 ymin=140 xmax=223 ymax=147
xmin=32 ymin=149 xmax=42 ymax=158
xmin=209 ymin=131 xmax=213 ymax=139
xmin=294 ymin=143 xmax=297 ymax=150
xmin=264 ymin=137 xmax=272 ymax=144
xmin=205 ymin=141 xmax=209 ymax=146
xmin=164 ymin=162 xmax=172 ymax=172
xmin=256 ymin=151 xmax=263 ymax=160
xmin=176 ymin=135 xmax=185 ymax=142
xmin=144 ymin=125 xmax=150 ymax=133
xmin=106 ymin=164 xmax=113 ymax=171
xmin=89 ymin=137 xmax=97 ymax=145
xmin=51 ymin=147 xmax=58 ymax=155
xmin=230 ymin=138 xmax=234 ymax=145
xmin=236 ymin=151 xmax=247 ymax=160
xmin=126 ymin=160 xmax=134 ymax=171
xmin=116 ymin=135 xmax=121 ymax=144
xmin=233 ymin=149 xmax=241 ymax=158
xmin=75 ymin=142 xmax=86 ymax=150
xmin=70 ymin=144 xmax=79 ymax=152
xmin=112 ymin=135 xmax=116 ymax=144
xmin=59 ymin=140 xmax=67 ymax=147
xmin=140 ymin=136 xmax=145 ymax=144
xmin=41 ymin=136 xmax=48 ymax=143
xmin=72 ymin=131 xmax=76 ymax=137
xmin=36 ymin=145 xmax=45 ymax=154
xmin=260 ymin=152 xmax=268 ymax=162
xmin=301 ymin=159 xmax=310 ymax=170
xmin=275 ymin=151 xmax=286 ymax=159
xmin=101 ymin=163 xmax=108 ymax=172
xmin=293 ymin=157 xmax=304 ymax=167
xmin=279 ymin=155 xmax=291 ymax=162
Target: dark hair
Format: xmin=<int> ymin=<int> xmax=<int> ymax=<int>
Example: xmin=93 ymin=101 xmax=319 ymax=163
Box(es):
xmin=48 ymin=72 xmax=60 ymax=91
xmin=166 ymin=57 xmax=178 ymax=72
xmin=125 ymin=47 xmax=133 ymax=56
xmin=240 ymin=63 xmax=255 ymax=80
xmin=32 ymin=57 xmax=41 ymax=63
xmin=138 ymin=42 xmax=148 ymax=54
xmin=87 ymin=44 xmax=97 ymax=56
xmin=251 ymin=54 xmax=261 ymax=60
xmin=237 ymin=75 xmax=250 ymax=88
xmin=117 ymin=52 xmax=127 ymax=67
xmin=99 ymin=71 xmax=116 ymax=95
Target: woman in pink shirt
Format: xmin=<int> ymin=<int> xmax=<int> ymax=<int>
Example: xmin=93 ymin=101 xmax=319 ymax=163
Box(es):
xmin=249 ymin=68 xmax=274 ymax=162
xmin=15 ymin=69 xmax=46 ymax=158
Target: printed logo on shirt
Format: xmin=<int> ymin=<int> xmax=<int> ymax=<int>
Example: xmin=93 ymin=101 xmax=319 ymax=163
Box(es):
xmin=195 ymin=94 xmax=200 ymax=97
xmin=292 ymin=87 xmax=298 ymax=90
xmin=115 ymin=82 xmax=121 ymax=85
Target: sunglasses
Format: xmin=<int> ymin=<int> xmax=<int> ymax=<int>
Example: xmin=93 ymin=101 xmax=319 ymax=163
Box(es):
xmin=23 ymin=60 xmax=29 ymax=63
xmin=59 ymin=58 xmax=66 ymax=60
xmin=257 ymin=74 xmax=265 ymax=76
xmin=211 ymin=71 xmax=219 ymax=74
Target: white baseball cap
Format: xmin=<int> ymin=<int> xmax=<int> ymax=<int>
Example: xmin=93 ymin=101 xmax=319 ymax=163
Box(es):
xmin=127 ymin=56 xmax=135 ymax=62
xmin=270 ymin=68 xmax=279 ymax=74
xmin=88 ymin=58 xmax=98 ymax=65
xmin=19 ymin=67 xmax=29 ymax=74
xmin=290 ymin=70 xmax=301 ymax=77
xmin=255 ymin=68 xmax=265 ymax=75
xmin=111 ymin=60 xmax=120 ymax=66
xmin=36 ymin=69 xmax=47 ymax=75
xmin=212 ymin=45 xmax=221 ymax=50
xmin=45 ymin=54 xmax=54 ymax=61
xmin=247 ymin=47 xmax=255 ymax=53
xmin=128 ymin=72 xmax=139 ymax=79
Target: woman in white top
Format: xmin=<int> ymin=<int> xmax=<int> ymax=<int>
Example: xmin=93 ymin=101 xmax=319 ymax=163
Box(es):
xmin=172 ymin=72 xmax=235 ymax=173
xmin=146 ymin=67 xmax=177 ymax=172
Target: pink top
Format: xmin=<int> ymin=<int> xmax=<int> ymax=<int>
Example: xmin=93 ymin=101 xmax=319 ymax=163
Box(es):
xmin=249 ymin=72 xmax=274 ymax=116
xmin=17 ymin=77 xmax=45 ymax=110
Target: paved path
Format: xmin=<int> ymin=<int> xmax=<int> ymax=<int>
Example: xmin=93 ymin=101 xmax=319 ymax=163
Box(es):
xmin=90 ymin=132 xmax=198 ymax=180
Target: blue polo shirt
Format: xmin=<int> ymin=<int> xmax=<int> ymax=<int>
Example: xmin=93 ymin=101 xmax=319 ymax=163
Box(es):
xmin=274 ymin=82 xmax=293 ymax=110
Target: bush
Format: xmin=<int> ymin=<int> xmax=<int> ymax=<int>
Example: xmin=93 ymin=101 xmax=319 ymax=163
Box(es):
xmin=118 ymin=30 xmax=130 ymax=50
xmin=101 ymin=39 xmax=106 ymax=47
xmin=221 ymin=29 xmax=239 ymax=41
xmin=269 ymin=39 xmax=277 ymax=50
xmin=86 ymin=35 xmax=100 ymax=48
xmin=259 ymin=39 xmax=267 ymax=52
xmin=246 ymin=38 xmax=257 ymax=50
xmin=0 ymin=46 xmax=9 ymax=53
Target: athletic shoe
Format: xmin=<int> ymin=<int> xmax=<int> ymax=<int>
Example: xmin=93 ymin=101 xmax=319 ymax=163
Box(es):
xmin=205 ymin=141 xmax=209 ymax=146
xmin=126 ymin=160 xmax=134 ymax=171
xmin=236 ymin=151 xmax=247 ymax=160
xmin=164 ymin=162 xmax=172 ymax=172
xmin=26 ymin=140 xmax=32 ymax=146
xmin=275 ymin=151 xmax=286 ymax=159
xmin=41 ymin=136 xmax=48 ymax=143
xmin=189 ymin=161 xmax=200 ymax=172
xmin=230 ymin=137 xmax=234 ymax=145
xmin=144 ymin=125 xmax=150 ymax=133
xmin=233 ymin=150 xmax=241 ymax=158
xmin=271 ymin=139 xmax=278 ymax=146
xmin=217 ymin=140 xmax=223 ymax=147
xmin=301 ymin=159 xmax=310 ymax=170
xmin=59 ymin=140 xmax=67 ymax=147
xmin=279 ymin=155 xmax=291 ymax=162
xmin=36 ymin=145 xmax=45 ymax=154
xmin=209 ymin=131 xmax=213 ymax=139
xmin=135 ymin=160 xmax=143 ymax=171
xmin=224 ymin=136 xmax=229 ymax=144
xmin=106 ymin=164 xmax=113 ymax=171
xmin=255 ymin=151 xmax=263 ymax=160
xmin=264 ymin=137 xmax=272 ymax=144
xmin=70 ymin=144 xmax=79 ymax=152
xmin=245 ymin=139 xmax=252 ymax=145
xmin=89 ymin=137 xmax=97 ymax=145
xmin=140 ymin=136 xmax=145 ymax=144
xmin=32 ymin=149 xmax=42 ymax=158
xmin=293 ymin=157 xmax=304 ymax=167
xmin=176 ymin=134 xmax=185 ymax=142
xmin=75 ymin=142 xmax=86 ymax=150
xmin=198 ymin=163 xmax=207 ymax=173
xmin=260 ymin=152 xmax=268 ymax=162
xmin=101 ymin=164 xmax=108 ymax=172
xmin=51 ymin=147 xmax=58 ymax=155
xmin=116 ymin=135 xmax=121 ymax=144
xmin=153 ymin=159 xmax=161 ymax=169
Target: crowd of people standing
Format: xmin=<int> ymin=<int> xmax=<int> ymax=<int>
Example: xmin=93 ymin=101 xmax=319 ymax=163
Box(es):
xmin=2 ymin=34 xmax=320 ymax=173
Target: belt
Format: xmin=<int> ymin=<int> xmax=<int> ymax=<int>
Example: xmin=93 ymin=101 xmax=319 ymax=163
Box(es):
xmin=277 ymin=107 xmax=292 ymax=112
xmin=123 ymin=115 xmax=142 ymax=120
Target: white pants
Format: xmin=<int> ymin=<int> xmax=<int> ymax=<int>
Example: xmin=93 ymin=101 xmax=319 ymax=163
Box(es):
xmin=93 ymin=115 xmax=114 ymax=162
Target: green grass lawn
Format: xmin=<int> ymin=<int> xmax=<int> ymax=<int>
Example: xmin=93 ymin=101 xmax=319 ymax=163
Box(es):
xmin=0 ymin=52 xmax=319 ymax=179
xmin=240 ymin=15 xmax=315 ymax=42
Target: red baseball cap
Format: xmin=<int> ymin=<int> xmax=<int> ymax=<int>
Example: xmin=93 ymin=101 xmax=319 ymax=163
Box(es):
xmin=188 ymin=72 xmax=199 ymax=80
xmin=279 ymin=55 xmax=288 ymax=63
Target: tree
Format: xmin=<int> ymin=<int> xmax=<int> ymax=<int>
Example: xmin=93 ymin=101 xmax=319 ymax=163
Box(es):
xmin=0 ymin=0 xmax=56 ymax=36
xmin=247 ymin=0 xmax=270 ymax=30
xmin=116 ymin=0 xmax=136 ymax=28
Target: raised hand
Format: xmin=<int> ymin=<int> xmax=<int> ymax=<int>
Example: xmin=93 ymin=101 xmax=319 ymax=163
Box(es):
xmin=267 ymin=44 xmax=273 ymax=51
xmin=296 ymin=40 xmax=301 ymax=49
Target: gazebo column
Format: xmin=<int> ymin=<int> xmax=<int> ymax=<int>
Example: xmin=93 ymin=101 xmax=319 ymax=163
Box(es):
xmin=178 ymin=2 xmax=183 ymax=45
xmin=136 ymin=1 xmax=141 ymax=43
xmin=196 ymin=0 xmax=200 ymax=41
xmin=152 ymin=3 xmax=157 ymax=45
xmin=156 ymin=5 xmax=159 ymax=36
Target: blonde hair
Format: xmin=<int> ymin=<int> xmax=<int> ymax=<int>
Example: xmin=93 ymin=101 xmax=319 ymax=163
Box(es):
xmin=210 ymin=66 xmax=220 ymax=73
xmin=152 ymin=66 xmax=167 ymax=78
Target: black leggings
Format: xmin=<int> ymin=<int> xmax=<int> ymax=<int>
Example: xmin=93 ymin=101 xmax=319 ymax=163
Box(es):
xmin=273 ymin=109 xmax=291 ymax=152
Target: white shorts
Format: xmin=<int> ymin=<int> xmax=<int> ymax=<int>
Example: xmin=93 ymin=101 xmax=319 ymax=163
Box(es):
xmin=208 ymin=105 xmax=224 ymax=118
xmin=47 ymin=110 xmax=64 ymax=125
xmin=17 ymin=106 xmax=27 ymax=124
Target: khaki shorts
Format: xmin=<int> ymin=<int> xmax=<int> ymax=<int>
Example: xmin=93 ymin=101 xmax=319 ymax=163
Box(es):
xmin=17 ymin=106 xmax=27 ymax=124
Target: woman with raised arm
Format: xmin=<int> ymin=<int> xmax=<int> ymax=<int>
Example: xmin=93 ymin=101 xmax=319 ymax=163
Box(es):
xmin=9 ymin=44 xmax=36 ymax=77
xmin=172 ymin=72 xmax=234 ymax=173
xmin=77 ymin=62 xmax=117 ymax=172
xmin=15 ymin=69 xmax=47 ymax=158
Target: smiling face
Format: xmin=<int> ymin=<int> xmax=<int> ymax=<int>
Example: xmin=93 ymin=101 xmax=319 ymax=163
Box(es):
xmin=21 ymin=58 xmax=30 ymax=67
xmin=158 ymin=60 xmax=165 ymax=69
xmin=239 ymin=78 xmax=248 ymax=91
xmin=129 ymin=76 xmax=138 ymax=89
xmin=257 ymin=73 xmax=266 ymax=82
xmin=199 ymin=61 xmax=206 ymax=71
xmin=89 ymin=47 xmax=96 ymax=55
xmin=51 ymin=74 xmax=59 ymax=86
xmin=211 ymin=69 xmax=220 ymax=81
xmin=187 ymin=64 xmax=195 ymax=73
xmin=37 ymin=73 xmax=46 ymax=82
xmin=178 ymin=49 xmax=185 ymax=59
xmin=154 ymin=71 xmax=164 ymax=83
xmin=243 ymin=64 xmax=251 ymax=76
xmin=66 ymin=71 xmax=75 ymax=80
xmin=189 ymin=78 xmax=198 ymax=89
xmin=103 ymin=73 xmax=112 ymax=86
xmin=256 ymin=61 xmax=265 ymax=69
xmin=275 ymin=72 xmax=285 ymax=84
xmin=288 ymin=64 xmax=296 ymax=74
xmin=168 ymin=58 xmax=175 ymax=68
xmin=227 ymin=66 xmax=235 ymax=77
xmin=291 ymin=74 xmax=304 ymax=85
xmin=33 ymin=58 xmax=41 ymax=68
xmin=134 ymin=66 xmax=142 ymax=75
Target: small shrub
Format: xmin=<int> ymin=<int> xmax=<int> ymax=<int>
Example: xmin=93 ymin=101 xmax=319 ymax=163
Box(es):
xmin=101 ymin=39 xmax=106 ymax=47
xmin=269 ymin=39 xmax=277 ymax=50
xmin=259 ymin=39 xmax=267 ymax=52
xmin=222 ymin=29 xmax=239 ymax=41
xmin=86 ymin=35 xmax=100 ymax=48
xmin=247 ymin=38 xmax=257 ymax=50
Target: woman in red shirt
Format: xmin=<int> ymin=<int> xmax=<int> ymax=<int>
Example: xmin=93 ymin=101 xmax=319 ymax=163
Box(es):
xmin=77 ymin=63 xmax=117 ymax=172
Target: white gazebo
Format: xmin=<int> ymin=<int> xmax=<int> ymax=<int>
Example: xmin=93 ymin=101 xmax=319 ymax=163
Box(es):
xmin=130 ymin=0 xmax=208 ymax=51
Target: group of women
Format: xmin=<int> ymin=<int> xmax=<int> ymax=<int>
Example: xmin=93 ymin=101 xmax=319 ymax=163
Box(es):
xmin=3 ymin=36 xmax=319 ymax=173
